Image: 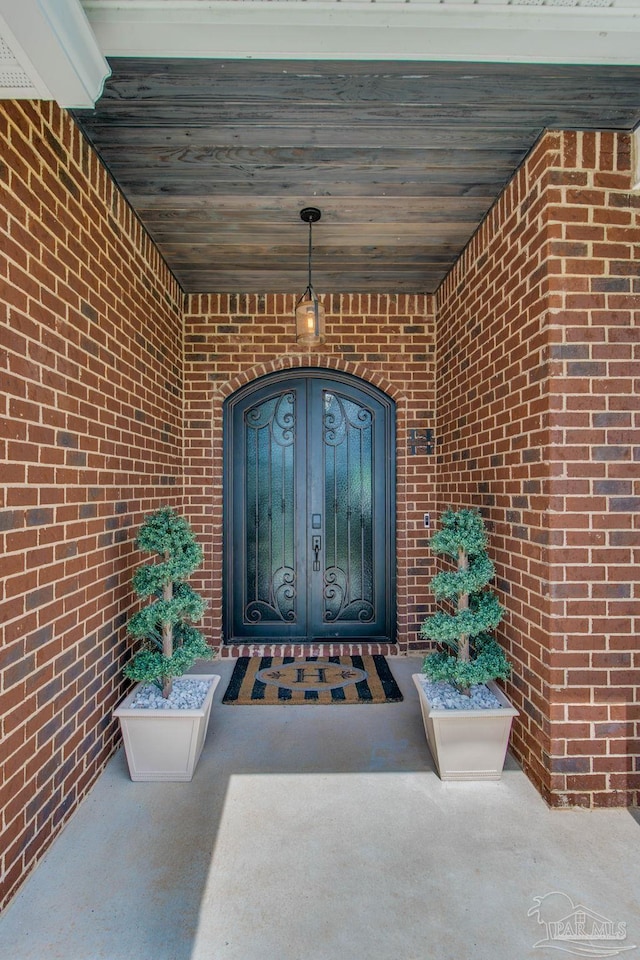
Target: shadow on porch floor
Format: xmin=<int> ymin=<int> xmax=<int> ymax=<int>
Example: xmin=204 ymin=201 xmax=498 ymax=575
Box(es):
xmin=0 ymin=658 xmax=638 ymax=960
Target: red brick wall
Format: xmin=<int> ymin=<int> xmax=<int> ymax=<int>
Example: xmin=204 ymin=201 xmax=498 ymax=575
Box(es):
xmin=183 ymin=293 xmax=437 ymax=653
xmin=437 ymin=130 xmax=640 ymax=807
xmin=0 ymin=101 xmax=184 ymax=908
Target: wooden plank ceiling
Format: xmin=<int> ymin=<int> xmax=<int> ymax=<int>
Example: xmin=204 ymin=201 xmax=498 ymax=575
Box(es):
xmin=74 ymin=59 xmax=640 ymax=294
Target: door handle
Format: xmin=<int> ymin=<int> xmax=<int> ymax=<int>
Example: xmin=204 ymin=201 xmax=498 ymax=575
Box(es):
xmin=312 ymin=535 xmax=321 ymax=571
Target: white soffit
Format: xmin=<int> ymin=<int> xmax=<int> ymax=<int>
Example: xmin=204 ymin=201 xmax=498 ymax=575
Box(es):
xmin=82 ymin=0 xmax=640 ymax=65
xmin=0 ymin=0 xmax=110 ymax=107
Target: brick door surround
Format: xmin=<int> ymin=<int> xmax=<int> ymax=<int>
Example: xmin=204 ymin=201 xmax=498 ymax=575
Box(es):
xmin=184 ymin=344 xmax=436 ymax=659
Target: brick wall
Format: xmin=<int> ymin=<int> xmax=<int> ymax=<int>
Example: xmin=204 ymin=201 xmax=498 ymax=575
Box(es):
xmin=437 ymin=130 xmax=640 ymax=807
xmin=183 ymin=293 xmax=437 ymax=654
xmin=0 ymin=101 xmax=184 ymax=909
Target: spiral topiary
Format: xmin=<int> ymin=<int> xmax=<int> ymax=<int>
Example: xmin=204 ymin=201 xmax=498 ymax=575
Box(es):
xmin=420 ymin=508 xmax=510 ymax=695
xmin=124 ymin=508 xmax=212 ymax=698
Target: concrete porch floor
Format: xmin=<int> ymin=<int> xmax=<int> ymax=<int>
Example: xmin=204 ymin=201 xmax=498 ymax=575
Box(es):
xmin=1 ymin=657 xmax=638 ymax=960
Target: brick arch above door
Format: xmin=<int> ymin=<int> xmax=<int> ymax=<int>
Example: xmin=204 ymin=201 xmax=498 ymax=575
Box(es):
xmin=217 ymin=354 xmax=406 ymax=403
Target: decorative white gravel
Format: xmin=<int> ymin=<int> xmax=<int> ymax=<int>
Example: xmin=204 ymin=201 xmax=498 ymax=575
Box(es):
xmin=130 ymin=678 xmax=212 ymax=710
xmin=418 ymin=677 xmax=503 ymax=711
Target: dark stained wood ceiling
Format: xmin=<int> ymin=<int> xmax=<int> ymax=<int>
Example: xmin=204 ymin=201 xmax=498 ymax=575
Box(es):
xmin=74 ymin=59 xmax=640 ymax=295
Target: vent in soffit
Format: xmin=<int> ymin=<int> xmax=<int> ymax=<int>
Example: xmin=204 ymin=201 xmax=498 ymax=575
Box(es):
xmin=0 ymin=30 xmax=48 ymax=98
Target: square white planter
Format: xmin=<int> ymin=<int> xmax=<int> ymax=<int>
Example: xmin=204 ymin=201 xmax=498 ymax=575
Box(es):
xmin=114 ymin=674 xmax=220 ymax=782
xmin=412 ymin=675 xmax=518 ymax=781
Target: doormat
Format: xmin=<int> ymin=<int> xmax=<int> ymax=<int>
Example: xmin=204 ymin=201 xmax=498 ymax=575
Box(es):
xmin=222 ymin=655 xmax=403 ymax=705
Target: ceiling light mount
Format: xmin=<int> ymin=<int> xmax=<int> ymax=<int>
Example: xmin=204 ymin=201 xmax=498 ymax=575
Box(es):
xmin=295 ymin=207 xmax=325 ymax=346
xmin=300 ymin=206 xmax=322 ymax=225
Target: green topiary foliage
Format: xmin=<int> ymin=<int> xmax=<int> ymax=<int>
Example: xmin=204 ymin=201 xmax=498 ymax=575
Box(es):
xmin=424 ymin=635 xmax=511 ymax=689
xmin=123 ymin=508 xmax=212 ymax=697
xmin=420 ymin=508 xmax=511 ymax=695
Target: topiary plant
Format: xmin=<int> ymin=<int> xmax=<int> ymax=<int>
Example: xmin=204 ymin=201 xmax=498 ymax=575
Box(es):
xmin=420 ymin=507 xmax=510 ymax=696
xmin=124 ymin=507 xmax=212 ymax=698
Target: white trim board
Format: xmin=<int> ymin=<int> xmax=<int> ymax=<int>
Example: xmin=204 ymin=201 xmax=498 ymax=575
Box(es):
xmin=82 ymin=0 xmax=640 ymax=64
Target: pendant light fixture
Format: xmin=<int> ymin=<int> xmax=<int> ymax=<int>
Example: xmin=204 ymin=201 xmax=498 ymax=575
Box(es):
xmin=295 ymin=206 xmax=326 ymax=346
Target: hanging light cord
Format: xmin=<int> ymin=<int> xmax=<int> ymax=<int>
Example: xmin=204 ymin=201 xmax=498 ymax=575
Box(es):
xmin=307 ymin=217 xmax=313 ymax=295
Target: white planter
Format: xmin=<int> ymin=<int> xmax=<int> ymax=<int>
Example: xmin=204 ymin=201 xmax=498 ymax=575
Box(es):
xmin=412 ymin=675 xmax=518 ymax=781
xmin=114 ymin=674 xmax=220 ymax=782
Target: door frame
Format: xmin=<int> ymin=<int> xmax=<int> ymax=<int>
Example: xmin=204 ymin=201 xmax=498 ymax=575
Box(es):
xmin=222 ymin=367 xmax=396 ymax=645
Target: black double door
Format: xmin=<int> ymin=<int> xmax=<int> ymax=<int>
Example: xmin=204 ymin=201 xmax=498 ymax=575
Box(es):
xmin=224 ymin=371 xmax=395 ymax=644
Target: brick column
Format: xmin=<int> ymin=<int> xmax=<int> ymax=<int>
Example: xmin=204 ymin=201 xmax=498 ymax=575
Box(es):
xmin=437 ymin=130 xmax=640 ymax=807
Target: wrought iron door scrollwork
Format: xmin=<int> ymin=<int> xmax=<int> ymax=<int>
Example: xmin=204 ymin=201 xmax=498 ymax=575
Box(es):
xmin=246 ymin=565 xmax=297 ymax=622
xmin=324 ymin=566 xmax=374 ymax=622
xmin=322 ymin=390 xmax=375 ymax=624
xmin=244 ymin=391 xmax=297 ymax=624
xmin=323 ymin=392 xmax=373 ymax=446
xmin=245 ymin=391 xmax=295 ymax=446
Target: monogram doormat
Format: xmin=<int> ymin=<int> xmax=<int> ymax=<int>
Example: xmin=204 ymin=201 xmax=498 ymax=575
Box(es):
xmin=222 ymin=655 xmax=403 ymax=705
